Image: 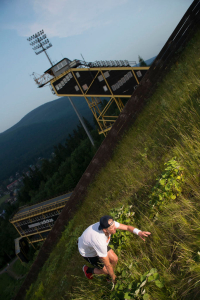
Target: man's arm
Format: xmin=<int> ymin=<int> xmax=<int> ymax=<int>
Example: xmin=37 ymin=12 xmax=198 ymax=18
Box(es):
xmin=100 ymin=255 xmax=116 ymax=282
xmin=117 ymin=223 xmax=151 ymax=241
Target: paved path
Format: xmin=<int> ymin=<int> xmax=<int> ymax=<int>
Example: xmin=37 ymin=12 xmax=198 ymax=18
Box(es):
xmin=0 ymin=257 xmax=26 ymax=280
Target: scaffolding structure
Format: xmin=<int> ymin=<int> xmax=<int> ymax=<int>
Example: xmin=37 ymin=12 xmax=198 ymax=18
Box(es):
xmin=10 ymin=192 xmax=72 ymax=246
xmin=48 ymin=61 xmax=149 ymax=135
xmin=30 ymin=45 xmax=149 ymax=135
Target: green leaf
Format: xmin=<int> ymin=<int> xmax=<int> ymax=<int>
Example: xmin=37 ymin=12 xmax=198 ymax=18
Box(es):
xmin=165 ymin=185 xmax=170 ymax=191
xmin=128 ymin=283 xmax=132 ymax=289
xmin=124 ymin=292 xmax=131 ymax=299
xmin=122 ymin=270 xmax=126 ymax=277
xmin=115 ymin=282 xmax=119 ymax=289
xmin=153 ymin=273 xmax=159 ymax=280
xmin=155 ymin=280 xmax=164 ymax=288
xmin=148 ymin=275 xmax=154 ymax=282
xmin=150 ymin=268 xmax=157 ymax=274
xmin=143 ymin=294 xmax=150 ymax=300
xmin=140 ymin=275 xmax=146 ymax=282
xmin=170 ymin=194 xmax=176 ymax=200
xmin=160 ymin=179 xmax=165 ymax=185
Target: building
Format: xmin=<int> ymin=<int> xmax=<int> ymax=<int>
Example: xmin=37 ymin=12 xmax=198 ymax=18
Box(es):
xmin=9 ymin=192 xmax=72 ymax=247
xmin=7 ymin=180 xmax=19 ymax=191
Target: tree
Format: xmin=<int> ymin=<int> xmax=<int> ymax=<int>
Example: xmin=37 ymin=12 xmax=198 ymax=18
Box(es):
xmin=70 ymin=139 xmax=93 ymax=182
xmin=138 ymin=55 xmax=147 ymax=67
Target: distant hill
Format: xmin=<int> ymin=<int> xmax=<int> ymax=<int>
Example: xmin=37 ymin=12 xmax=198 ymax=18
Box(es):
xmin=134 ymin=55 xmax=157 ymax=67
xmin=0 ymin=97 xmax=94 ymax=182
xmin=145 ymin=56 xmax=157 ymax=66
xmin=3 ymin=96 xmax=92 ymax=134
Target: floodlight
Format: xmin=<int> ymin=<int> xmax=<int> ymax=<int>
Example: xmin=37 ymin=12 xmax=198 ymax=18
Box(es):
xmin=27 ymin=30 xmax=53 ymax=66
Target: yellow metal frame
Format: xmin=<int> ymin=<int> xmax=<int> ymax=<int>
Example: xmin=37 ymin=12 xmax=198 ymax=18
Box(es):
xmin=50 ymin=66 xmax=149 ymax=136
xmin=17 ymin=253 xmax=23 ymax=263
xmin=31 ymin=235 xmax=47 ymax=244
xmin=10 ymin=194 xmax=71 ymax=223
xmin=10 ymin=193 xmax=72 ymax=245
xmin=20 ymin=228 xmax=51 ymax=238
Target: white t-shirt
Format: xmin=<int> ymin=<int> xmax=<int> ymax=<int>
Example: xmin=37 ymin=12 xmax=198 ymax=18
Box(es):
xmin=78 ymin=221 xmax=120 ymax=257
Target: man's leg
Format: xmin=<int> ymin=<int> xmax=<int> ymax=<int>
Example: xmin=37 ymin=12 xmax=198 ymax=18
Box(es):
xmin=93 ymin=266 xmax=107 ymax=275
xmin=93 ymin=249 xmax=118 ymax=275
xmin=107 ymin=248 xmax=118 ymax=269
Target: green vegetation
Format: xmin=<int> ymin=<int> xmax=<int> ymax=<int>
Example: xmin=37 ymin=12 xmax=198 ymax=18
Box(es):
xmin=0 ymin=120 xmax=102 ymax=268
xmin=0 ymin=194 xmax=9 ymax=205
xmin=0 ymin=243 xmax=42 ymax=299
xmin=148 ymin=158 xmax=184 ymax=219
xmin=0 ymin=96 xmax=93 ymax=182
xmin=0 ymin=207 xmax=18 ymax=267
xmin=0 ymin=116 xmax=102 ymax=276
xmin=11 ymin=259 xmax=30 ymax=276
xmin=18 ymin=119 xmax=103 ymax=206
xmin=22 ymin=29 xmax=200 ymax=300
xmin=138 ymin=55 xmax=147 ymax=67
xmin=0 ymin=272 xmax=25 ymax=300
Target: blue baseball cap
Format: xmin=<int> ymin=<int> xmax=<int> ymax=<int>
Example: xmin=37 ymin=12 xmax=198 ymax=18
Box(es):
xmin=98 ymin=215 xmax=114 ymax=230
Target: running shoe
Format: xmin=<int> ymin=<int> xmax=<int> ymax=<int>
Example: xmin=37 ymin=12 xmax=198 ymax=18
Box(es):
xmin=106 ymin=275 xmax=112 ymax=283
xmin=82 ymin=265 xmax=93 ymax=279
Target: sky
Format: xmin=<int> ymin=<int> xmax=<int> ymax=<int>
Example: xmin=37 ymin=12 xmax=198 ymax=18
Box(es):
xmin=0 ymin=0 xmax=193 ymax=133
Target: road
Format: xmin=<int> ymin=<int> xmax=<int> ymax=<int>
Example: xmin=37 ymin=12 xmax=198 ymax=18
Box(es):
xmin=0 ymin=256 xmax=26 ymax=280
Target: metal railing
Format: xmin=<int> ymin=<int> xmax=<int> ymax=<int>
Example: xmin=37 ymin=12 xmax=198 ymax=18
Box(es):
xmin=11 ymin=196 xmax=70 ymax=223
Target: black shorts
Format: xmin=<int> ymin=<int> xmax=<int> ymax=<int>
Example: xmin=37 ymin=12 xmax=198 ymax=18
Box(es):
xmin=83 ymin=246 xmax=111 ymax=269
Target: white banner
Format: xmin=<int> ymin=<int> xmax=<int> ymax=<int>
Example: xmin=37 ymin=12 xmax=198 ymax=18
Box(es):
xmin=28 ymin=218 xmax=54 ymax=228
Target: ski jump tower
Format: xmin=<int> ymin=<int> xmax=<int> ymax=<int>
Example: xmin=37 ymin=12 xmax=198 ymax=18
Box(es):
xmin=28 ymin=30 xmax=149 ymax=136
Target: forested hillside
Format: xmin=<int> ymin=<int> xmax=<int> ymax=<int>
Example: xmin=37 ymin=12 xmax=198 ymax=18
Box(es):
xmin=17 ymin=120 xmax=104 ymax=206
xmin=0 ymin=96 xmax=94 ymax=182
xmin=0 ymin=119 xmax=104 ymax=274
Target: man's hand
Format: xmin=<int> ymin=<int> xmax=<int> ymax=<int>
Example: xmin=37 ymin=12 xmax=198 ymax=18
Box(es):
xmin=138 ymin=231 xmax=151 ymax=241
xmin=112 ymin=275 xmax=116 ymax=284
xmin=117 ymin=223 xmax=151 ymax=241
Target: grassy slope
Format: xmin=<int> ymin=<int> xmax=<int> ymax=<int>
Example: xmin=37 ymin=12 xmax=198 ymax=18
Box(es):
xmin=0 ymin=259 xmax=31 ymax=299
xmin=24 ymin=29 xmax=200 ymax=300
xmin=0 ymin=272 xmax=25 ymax=300
xmin=11 ymin=259 xmax=30 ymax=277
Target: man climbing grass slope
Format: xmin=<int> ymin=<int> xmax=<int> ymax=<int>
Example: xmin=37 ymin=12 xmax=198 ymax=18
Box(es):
xmin=78 ymin=215 xmax=151 ymax=283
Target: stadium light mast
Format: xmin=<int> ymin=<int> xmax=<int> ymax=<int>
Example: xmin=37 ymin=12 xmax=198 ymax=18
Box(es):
xmin=27 ymin=30 xmax=53 ymax=66
xmin=67 ymin=97 xmax=95 ymax=147
xmin=27 ymin=30 xmax=95 ymax=146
